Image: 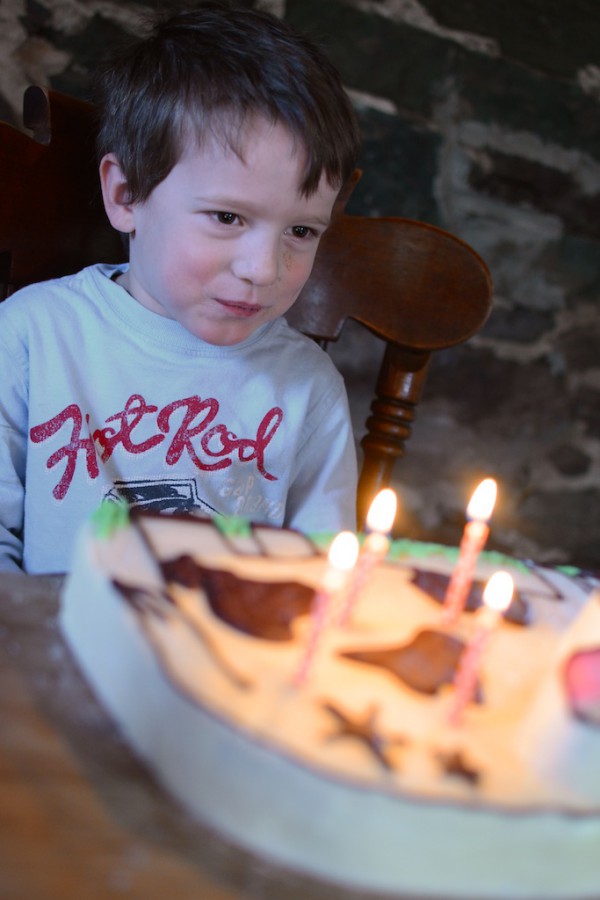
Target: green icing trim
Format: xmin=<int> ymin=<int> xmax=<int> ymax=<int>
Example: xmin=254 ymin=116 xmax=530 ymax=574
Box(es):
xmin=386 ymin=539 xmax=459 ymax=562
xmin=214 ymin=515 xmax=253 ymax=538
xmin=309 ymin=533 xmax=531 ymax=573
xmin=309 ymin=532 xmax=335 ymax=552
xmin=556 ymin=565 xmax=582 ymax=576
xmin=386 ymin=540 xmax=531 ymax=573
xmin=91 ymin=500 xmax=129 ymax=539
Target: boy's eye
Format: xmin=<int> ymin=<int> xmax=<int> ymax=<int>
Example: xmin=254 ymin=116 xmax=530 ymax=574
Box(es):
xmin=289 ymin=225 xmax=314 ymax=239
xmin=214 ymin=211 xmax=239 ymax=225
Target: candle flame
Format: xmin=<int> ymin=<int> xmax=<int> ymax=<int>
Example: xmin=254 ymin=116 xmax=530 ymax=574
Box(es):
xmin=328 ymin=531 xmax=360 ymax=572
xmin=483 ymin=571 xmax=514 ymax=613
xmin=366 ymin=488 xmax=397 ymax=533
xmin=466 ymin=478 xmax=497 ymax=522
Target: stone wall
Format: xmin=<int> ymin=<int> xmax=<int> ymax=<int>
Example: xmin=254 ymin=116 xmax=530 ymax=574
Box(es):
xmin=1 ymin=0 xmax=599 ymax=567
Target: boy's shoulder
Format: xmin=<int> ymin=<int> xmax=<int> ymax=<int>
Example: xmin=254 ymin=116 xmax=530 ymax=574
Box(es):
xmin=3 ymin=263 xmax=120 ymax=304
xmin=267 ymin=316 xmax=346 ymax=389
xmin=272 ymin=316 xmax=334 ymax=358
xmin=0 ymin=264 xmax=122 ymax=325
xmin=0 ymin=265 xmax=129 ymax=362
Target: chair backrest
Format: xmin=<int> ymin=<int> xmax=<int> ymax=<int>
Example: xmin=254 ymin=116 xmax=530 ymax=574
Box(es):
xmin=0 ymin=86 xmax=493 ymax=527
xmin=0 ymin=87 xmax=126 ymax=294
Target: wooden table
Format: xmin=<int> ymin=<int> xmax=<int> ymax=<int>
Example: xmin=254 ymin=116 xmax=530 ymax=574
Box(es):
xmin=0 ymin=574 xmax=394 ymax=900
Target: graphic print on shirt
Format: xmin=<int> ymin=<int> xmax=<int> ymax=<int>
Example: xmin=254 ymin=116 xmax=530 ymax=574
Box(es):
xmin=218 ymin=474 xmax=285 ymax=521
xmin=29 ymin=392 xmax=284 ymax=501
xmin=104 ymin=477 xmax=218 ymax=516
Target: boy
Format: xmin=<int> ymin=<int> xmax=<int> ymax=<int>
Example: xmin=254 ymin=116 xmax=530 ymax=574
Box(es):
xmin=0 ymin=1 xmax=361 ymax=573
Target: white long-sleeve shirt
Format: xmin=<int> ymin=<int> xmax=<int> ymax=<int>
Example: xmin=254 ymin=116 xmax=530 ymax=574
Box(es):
xmin=0 ymin=264 xmax=357 ymax=573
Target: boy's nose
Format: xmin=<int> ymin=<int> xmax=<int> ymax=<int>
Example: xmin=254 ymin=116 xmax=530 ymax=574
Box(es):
xmin=232 ymin=234 xmax=280 ymax=286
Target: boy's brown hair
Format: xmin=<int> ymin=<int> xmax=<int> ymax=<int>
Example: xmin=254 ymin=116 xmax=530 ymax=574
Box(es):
xmin=96 ymin=1 xmax=361 ymax=202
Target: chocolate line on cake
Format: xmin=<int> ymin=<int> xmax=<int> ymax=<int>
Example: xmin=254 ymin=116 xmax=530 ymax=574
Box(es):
xmin=129 ymin=508 xmax=257 ymax=556
xmin=113 ymin=581 xmax=172 ymax=620
xmin=521 ymin=559 xmax=567 ymax=601
xmin=113 ymin=580 xmax=252 ymax=691
xmin=252 ymin=524 xmax=320 ymax=559
xmin=130 ymin=508 xmax=321 ymax=559
xmin=123 ymin=516 xmax=253 ymax=689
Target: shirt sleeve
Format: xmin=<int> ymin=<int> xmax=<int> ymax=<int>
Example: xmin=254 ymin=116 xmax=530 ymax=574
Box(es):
xmin=283 ymin=377 xmax=358 ymax=535
xmin=0 ymin=311 xmax=28 ymax=572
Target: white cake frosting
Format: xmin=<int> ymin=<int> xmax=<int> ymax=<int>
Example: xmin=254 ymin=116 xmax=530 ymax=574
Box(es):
xmin=60 ymin=508 xmax=600 ymax=899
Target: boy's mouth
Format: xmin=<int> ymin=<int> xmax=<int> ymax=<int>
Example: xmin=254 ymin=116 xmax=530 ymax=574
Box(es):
xmin=216 ymin=299 xmax=263 ymax=318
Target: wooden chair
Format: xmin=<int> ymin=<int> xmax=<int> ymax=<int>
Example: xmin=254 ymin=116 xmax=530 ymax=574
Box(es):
xmin=0 ymin=86 xmax=493 ymax=527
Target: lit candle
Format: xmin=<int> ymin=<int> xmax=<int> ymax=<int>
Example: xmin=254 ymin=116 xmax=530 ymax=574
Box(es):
xmin=448 ymin=571 xmax=514 ymax=726
xmin=338 ymin=489 xmax=397 ymax=625
xmin=441 ymin=478 xmax=497 ymax=626
xmin=294 ymin=531 xmax=359 ymax=686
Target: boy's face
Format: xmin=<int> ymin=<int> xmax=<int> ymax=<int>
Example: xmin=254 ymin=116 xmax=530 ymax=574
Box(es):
xmin=114 ymin=117 xmax=340 ymax=346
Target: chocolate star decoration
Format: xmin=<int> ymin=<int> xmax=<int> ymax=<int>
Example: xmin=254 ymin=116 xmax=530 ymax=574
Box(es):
xmin=322 ymin=702 xmax=406 ymax=771
xmin=437 ymin=749 xmax=481 ymax=786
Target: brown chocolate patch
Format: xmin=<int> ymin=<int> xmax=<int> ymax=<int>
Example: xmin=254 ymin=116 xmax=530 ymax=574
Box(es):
xmin=411 ymin=569 xmax=530 ymax=626
xmin=161 ymin=554 xmax=205 ymax=588
xmin=162 ymin=554 xmax=314 ymax=641
xmin=342 ymin=629 xmax=468 ymax=695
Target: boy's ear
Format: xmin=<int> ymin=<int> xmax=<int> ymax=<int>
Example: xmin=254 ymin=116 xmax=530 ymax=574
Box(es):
xmin=331 ymin=168 xmax=362 ymax=219
xmin=99 ymin=153 xmax=136 ymax=233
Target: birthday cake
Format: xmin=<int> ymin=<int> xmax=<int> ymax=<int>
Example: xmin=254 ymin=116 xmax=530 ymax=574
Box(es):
xmin=60 ymin=508 xmax=600 ymax=899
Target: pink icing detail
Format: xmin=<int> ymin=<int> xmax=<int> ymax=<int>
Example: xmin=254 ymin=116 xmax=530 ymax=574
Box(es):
xmin=564 ymin=648 xmax=600 ymax=725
